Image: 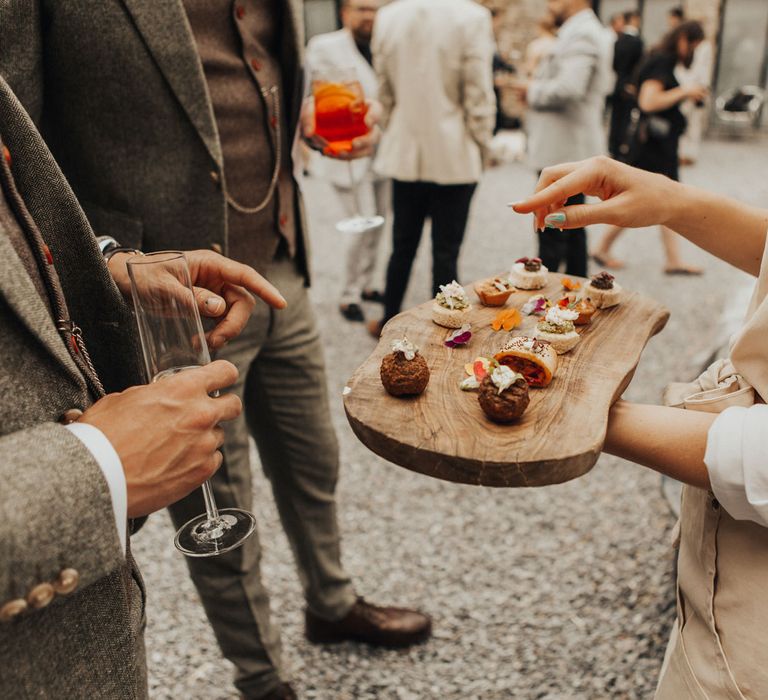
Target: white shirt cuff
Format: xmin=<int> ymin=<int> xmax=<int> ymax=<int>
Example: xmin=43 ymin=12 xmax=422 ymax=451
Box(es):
xmin=706 ymin=405 xmax=768 ymax=528
xmin=65 ymin=422 xmax=128 ymax=553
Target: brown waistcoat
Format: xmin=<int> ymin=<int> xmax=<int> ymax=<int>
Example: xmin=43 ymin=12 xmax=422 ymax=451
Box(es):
xmin=183 ymin=0 xmax=298 ymax=270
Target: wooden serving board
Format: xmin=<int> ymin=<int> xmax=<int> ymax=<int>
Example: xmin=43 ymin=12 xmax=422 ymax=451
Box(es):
xmin=343 ymin=274 xmax=669 ymax=487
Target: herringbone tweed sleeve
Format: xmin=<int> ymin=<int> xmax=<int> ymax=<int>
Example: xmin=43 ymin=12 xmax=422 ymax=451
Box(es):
xmin=0 ymin=0 xmax=44 ymax=123
xmin=0 ymin=422 xmax=124 ymax=609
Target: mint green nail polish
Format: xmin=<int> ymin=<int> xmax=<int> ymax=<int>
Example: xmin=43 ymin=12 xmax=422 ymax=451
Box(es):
xmin=544 ymin=212 xmax=566 ymax=227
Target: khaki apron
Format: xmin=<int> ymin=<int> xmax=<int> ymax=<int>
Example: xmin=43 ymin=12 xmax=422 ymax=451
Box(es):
xmin=656 ymin=233 xmax=768 ymax=699
xmin=656 ymin=487 xmax=768 ymax=699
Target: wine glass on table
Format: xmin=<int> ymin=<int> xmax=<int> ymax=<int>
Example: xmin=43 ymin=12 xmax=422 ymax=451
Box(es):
xmin=312 ymin=68 xmax=384 ymax=235
xmin=127 ymin=251 xmax=256 ymax=557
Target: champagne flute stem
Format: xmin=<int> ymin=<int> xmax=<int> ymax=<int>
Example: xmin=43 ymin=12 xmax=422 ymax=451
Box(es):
xmin=201 ymin=480 xmax=221 ymax=522
xmin=348 ymin=160 xmax=363 ymax=217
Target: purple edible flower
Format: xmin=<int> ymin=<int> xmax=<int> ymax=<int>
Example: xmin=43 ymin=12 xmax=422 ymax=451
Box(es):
xmin=521 ymin=295 xmax=549 ymax=316
xmin=444 ymin=324 xmax=472 ymax=348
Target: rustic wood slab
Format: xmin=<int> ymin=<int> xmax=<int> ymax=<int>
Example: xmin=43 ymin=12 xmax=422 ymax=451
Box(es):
xmin=343 ymin=274 xmax=669 ymax=487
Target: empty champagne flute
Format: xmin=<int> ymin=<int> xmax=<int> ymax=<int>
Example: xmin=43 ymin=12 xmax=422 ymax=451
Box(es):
xmin=127 ymin=251 xmax=256 ymax=557
xmin=312 ymin=68 xmax=384 ymax=235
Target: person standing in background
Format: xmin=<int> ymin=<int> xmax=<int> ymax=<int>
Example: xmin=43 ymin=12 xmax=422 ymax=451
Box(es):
xmin=608 ymin=10 xmax=644 ymax=160
xmin=368 ymin=0 xmax=495 ymax=335
xmin=608 ymin=12 xmax=625 ymax=38
xmin=306 ymin=0 xmax=389 ymax=324
xmin=592 ymin=21 xmax=708 ymax=274
xmin=677 ymin=35 xmax=713 ymax=165
xmin=668 ymin=5 xmax=685 ymax=30
xmin=513 ymin=0 xmax=608 ymax=277
xmin=491 ymin=8 xmax=517 ymax=134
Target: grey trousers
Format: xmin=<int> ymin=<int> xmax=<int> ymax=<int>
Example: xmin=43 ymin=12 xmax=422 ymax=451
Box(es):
xmin=334 ymin=178 xmax=390 ymax=305
xmin=167 ymin=252 xmax=356 ymax=697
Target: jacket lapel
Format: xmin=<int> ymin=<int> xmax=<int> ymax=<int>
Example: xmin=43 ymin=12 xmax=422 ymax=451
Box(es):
xmin=120 ymin=0 xmax=223 ymax=167
xmin=0 ymin=230 xmax=85 ymax=388
xmin=344 ymin=31 xmax=377 ymax=95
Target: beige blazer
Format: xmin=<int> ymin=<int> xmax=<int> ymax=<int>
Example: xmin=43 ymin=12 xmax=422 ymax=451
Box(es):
xmin=371 ymin=0 xmax=496 ymax=184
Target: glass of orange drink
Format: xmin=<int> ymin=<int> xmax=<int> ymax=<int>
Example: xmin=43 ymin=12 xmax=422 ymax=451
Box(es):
xmin=312 ymin=69 xmax=385 ymax=235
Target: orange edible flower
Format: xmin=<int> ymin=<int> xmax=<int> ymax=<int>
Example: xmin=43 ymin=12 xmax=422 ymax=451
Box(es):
xmin=491 ymin=308 xmax=521 ymax=332
xmin=561 ymin=277 xmax=581 ymax=291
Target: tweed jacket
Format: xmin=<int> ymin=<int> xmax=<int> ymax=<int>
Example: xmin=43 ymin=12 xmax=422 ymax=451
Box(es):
xmin=0 ymin=0 xmax=310 ymax=282
xmin=0 ymin=76 xmax=147 ymax=698
xmin=525 ymin=8 xmax=608 ymax=171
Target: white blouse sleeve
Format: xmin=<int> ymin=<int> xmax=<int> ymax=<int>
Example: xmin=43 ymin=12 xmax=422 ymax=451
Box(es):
xmin=705 ymin=404 xmax=768 ymax=527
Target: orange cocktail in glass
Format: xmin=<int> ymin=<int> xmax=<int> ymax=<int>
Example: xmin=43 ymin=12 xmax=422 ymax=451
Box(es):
xmin=312 ymin=79 xmax=370 ymax=156
xmin=311 ymin=69 xmax=384 ymax=235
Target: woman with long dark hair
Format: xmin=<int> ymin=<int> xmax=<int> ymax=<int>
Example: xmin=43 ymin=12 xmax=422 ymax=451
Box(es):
xmin=593 ymin=21 xmax=709 ymax=273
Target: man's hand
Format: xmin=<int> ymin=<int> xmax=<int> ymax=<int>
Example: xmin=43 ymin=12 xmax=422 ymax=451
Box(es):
xmin=109 ymin=249 xmax=287 ymax=350
xmin=300 ymin=96 xmax=382 ymax=160
xmin=79 ymin=361 xmax=242 ymax=518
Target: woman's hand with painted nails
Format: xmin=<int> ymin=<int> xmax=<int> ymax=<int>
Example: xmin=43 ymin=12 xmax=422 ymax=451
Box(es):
xmin=510 ymin=156 xmax=681 ymax=232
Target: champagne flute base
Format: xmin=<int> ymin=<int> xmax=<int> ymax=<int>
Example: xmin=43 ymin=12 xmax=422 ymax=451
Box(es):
xmin=336 ymin=215 xmax=385 ymax=235
xmin=174 ymin=508 xmax=256 ymax=557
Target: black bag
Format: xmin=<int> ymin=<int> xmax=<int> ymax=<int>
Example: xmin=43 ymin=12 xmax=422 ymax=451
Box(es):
xmin=617 ymin=108 xmax=672 ymax=164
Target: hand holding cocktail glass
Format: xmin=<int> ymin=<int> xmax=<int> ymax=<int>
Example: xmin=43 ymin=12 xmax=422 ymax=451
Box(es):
xmin=302 ymin=68 xmax=384 ymax=234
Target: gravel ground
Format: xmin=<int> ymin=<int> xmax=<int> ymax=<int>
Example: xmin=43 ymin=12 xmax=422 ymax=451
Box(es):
xmin=134 ymin=136 xmax=767 ymax=700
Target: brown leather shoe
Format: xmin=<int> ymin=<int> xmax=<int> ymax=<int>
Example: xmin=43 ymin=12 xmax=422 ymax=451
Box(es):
xmin=241 ymin=682 xmax=297 ymax=700
xmin=305 ymin=597 xmax=432 ymax=648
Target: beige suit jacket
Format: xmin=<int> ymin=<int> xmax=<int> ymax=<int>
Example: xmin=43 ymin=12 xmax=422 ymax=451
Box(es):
xmin=371 ymin=0 xmax=496 ymax=184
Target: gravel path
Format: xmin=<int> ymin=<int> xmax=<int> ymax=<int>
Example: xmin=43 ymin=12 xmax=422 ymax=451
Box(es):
xmin=134 ymin=136 xmax=767 ymax=700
